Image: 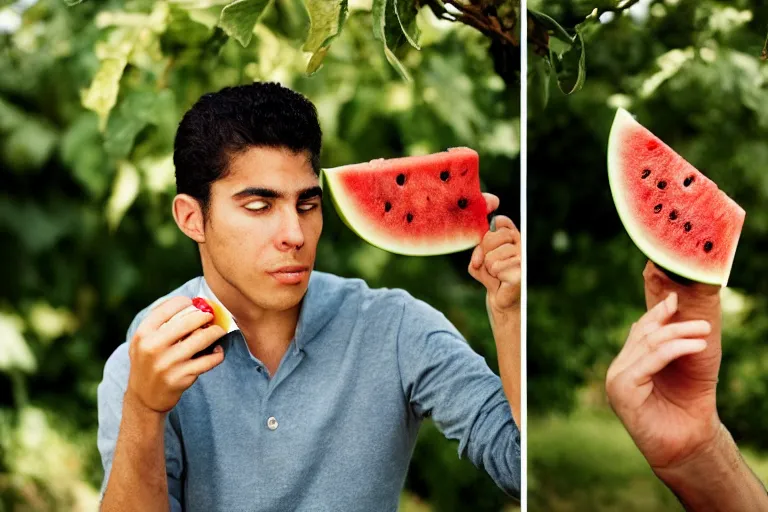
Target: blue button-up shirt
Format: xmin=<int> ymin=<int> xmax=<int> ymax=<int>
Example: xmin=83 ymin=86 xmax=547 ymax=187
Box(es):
xmin=97 ymin=271 xmax=520 ymax=511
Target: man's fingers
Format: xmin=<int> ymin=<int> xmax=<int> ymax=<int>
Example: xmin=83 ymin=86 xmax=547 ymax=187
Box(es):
xmin=641 ymin=320 xmax=711 ymax=352
xmin=470 ymin=244 xmax=485 ymax=269
xmin=163 ymin=324 xmax=226 ymax=364
xmin=468 ymin=254 xmax=498 ymax=291
xmin=631 ymin=292 xmax=678 ymax=341
xmin=178 ymin=347 xmax=226 ymax=377
xmin=490 ymin=215 xmax=517 ymax=233
xmin=151 ymin=310 xmax=214 ymax=349
xmin=484 ymin=244 xmax=520 ymax=277
xmin=481 ymin=226 xmax=520 ymax=254
xmin=628 ymin=338 xmax=708 ymax=387
xmin=137 ymin=296 xmax=193 ymax=335
xmin=482 ymin=193 xmax=500 ymax=214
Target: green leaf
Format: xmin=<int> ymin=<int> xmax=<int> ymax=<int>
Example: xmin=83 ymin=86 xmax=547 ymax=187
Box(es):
xmin=3 ymin=120 xmax=58 ymax=173
xmin=106 ymin=160 xmax=141 ymax=231
xmin=302 ymin=0 xmax=348 ymax=74
xmin=0 ymin=313 xmax=36 ymax=374
xmin=302 ymin=0 xmax=347 ymax=52
xmin=549 ymin=24 xmax=585 ymax=95
xmin=80 ymin=53 xmax=129 ymax=132
xmin=104 ymin=90 xmax=164 ymax=159
xmin=394 ymin=0 xmax=420 ymax=50
xmin=528 ymin=9 xmax=574 ymax=44
xmin=61 ymin=114 xmax=113 ymax=198
xmin=219 ymin=0 xmax=271 ymax=46
xmin=372 ymin=0 xmax=412 ymax=81
xmin=528 ymin=52 xmax=551 ymax=113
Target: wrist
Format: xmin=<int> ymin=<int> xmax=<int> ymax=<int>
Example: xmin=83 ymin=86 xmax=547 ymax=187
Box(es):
xmin=654 ymin=423 xmax=767 ymax=511
xmin=487 ymin=296 xmax=520 ymax=327
xmin=123 ymin=389 xmax=167 ymax=428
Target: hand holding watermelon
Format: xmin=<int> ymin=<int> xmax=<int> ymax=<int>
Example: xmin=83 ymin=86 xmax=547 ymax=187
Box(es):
xmin=606 ymin=262 xmax=768 ymax=509
xmin=468 ymin=202 xmax=521 ymax=424
xmin=468 ymin=211 xmax=521 ymax=312
xmin=126 ymin=296 xmax=226 ymax=415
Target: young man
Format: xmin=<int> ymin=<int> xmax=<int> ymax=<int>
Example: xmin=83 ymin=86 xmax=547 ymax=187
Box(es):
xmin=606 ymin=261 xmax=768 ymax=510
xmin=97 ymin=82 xmax=521 ymax=511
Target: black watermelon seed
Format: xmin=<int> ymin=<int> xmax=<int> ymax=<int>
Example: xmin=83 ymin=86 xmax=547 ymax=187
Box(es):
xmin=641 ymin=169 xmax=651 ymax=179
xmin=406 ymin=213 xmax=414 ymax=223
xmin=684 ymin=176 xmax=694 ymax=187
xmin=654 ymin=204 xmax=663 ymax=213
xmin=440 ymin=171 xmax=450 ymax=181
xmin=384 ymin=202 xmax=392 ymax=212
xmin=704 ymin=241 xmax=713 ymax=252
xmin=657 ymin=181 xmax=667 ymax=190
xmin=396 ymin=174 xmax=406 ymax=186
xmin=684 ymin=222 xmax=692 ymax=232
xmin=458 ymin=198 xmax=468 ymax=209
xmin=669 ymin=210 xmax=678 ymax=220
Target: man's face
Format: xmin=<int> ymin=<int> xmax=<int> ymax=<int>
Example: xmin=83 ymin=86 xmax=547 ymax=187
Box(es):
xmin=200 ymin=146 xmax=323 ymax=312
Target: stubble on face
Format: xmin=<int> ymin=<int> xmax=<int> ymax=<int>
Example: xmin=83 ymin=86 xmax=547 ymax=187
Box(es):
xmin=198 ymin=146 xmax=323 ymax=320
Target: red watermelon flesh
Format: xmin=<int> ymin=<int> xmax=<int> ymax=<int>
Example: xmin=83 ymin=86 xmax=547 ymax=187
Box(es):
xmin=608 ymin=108 xmax=745 ymax=286
xmin=323 ymin=147 xmax=489 ymax=255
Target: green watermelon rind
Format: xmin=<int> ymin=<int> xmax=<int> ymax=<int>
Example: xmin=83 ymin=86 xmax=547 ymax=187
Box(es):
xmin=607 ymin=107 xmax=739 ymax=286
xmin=321 ymin=157 xmax=483 ymax=257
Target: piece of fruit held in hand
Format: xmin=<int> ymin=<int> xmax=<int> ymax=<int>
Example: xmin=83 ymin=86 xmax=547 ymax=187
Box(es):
xmin=166 ymin=297 xmax=231 ymax=332
xmin=190 ymin=297 xmax=231 ymax=331
xmin=322 ymin=147 xmax=489 ymax=256
xmin=164 ymin=297 xmax=231 ymax=357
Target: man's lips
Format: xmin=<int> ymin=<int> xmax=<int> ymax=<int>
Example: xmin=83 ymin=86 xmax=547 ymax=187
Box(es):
xmin=268 ymin=266 xmax=309 ymax=284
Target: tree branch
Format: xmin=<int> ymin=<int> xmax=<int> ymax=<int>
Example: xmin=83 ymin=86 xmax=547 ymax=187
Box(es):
xmin=528 ymin=0 xmax=641 ymax=57
xmin=419 ymin=0 xmax=518 ymax=47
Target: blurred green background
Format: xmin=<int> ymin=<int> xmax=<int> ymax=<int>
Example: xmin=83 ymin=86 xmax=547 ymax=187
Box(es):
xmin=0 ymin=0 xmax=519 ymax=510
xmin=528 ymin=0 xmax=768 ymax=510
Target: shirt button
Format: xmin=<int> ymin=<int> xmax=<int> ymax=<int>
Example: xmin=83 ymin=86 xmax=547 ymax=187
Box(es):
xmin=267 ymin=416 xmax=278 ymax=431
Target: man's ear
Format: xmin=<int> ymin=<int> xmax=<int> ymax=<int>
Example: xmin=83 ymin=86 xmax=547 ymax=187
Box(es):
xmin=172 ymin=194 xmax=206 ymax=243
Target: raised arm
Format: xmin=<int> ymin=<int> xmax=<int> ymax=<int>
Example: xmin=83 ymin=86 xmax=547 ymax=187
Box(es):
xmin=468 ymin=211 xmax=521 ymax=425
xmin=606 ymin=261 xmax=767 ymax=511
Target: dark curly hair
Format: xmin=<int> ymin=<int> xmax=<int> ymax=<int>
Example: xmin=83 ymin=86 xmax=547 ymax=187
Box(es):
xmin=173 ymin=82 xmax=322 ymax=215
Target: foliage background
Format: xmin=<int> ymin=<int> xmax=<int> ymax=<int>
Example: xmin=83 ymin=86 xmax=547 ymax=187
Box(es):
xmin=0 ymin=0 xmax=520 ymax=510
xmin=527 ymin=0 xmax=768 ymax=510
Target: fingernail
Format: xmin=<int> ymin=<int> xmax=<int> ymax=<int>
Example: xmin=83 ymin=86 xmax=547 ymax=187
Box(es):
xmin=213 ymin=345 xmax=223 ymax=353
xmin=489 ymin=216 xmax=497 ymax=232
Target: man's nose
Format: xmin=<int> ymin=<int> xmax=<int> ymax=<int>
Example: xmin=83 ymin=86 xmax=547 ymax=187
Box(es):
xmin=276 ymin=209 xmax=305 ymax=250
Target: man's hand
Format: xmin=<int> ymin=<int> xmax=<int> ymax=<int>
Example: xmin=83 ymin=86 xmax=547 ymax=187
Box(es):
xmin=468 ymin=193 xmax=521 ymax=425
xmin=606 ymin=261 xmax=768 ymax=511
xmin=468 ymin=193 xmax=521 ymax=313
xmin=605 ymin=286 xmax=716 ymax=470
xmin=127 ymin=296 xmax=226 ymax=415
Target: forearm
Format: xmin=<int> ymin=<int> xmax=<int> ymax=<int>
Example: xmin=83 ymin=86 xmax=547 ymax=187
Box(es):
xmin=656 ymin=424 xmax=768 ymax=511
xmin=487 ymin=296 xmax=521 ymax=426
xmin=101 ymin=392 xmax=170 ymax=512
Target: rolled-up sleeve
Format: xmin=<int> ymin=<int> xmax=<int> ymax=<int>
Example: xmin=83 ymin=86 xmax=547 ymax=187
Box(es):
xmin=395 ymin=295 xmax=521 ymax=498
xmin=96 ymin=312 xmax=185 ymax=511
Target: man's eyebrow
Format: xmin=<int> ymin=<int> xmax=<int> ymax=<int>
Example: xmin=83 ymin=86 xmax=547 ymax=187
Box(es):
xmin=232 ymin=187 xmax=282 ymax=199
xmin=298 ymin=186 xmax=323 ymax=200
xmin=232 ymin=186 xmax=323 ymax=200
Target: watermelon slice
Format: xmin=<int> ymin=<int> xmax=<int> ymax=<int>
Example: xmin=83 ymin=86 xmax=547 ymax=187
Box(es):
xmin=607 ymin=108 xmax=745 ymax=286
xmin=323 ymin=147 xmax=489 ymax=255
xmin=166 ymin=297 xmax=232 ymax=333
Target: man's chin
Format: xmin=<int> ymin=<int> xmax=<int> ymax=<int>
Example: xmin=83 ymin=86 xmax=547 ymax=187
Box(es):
xmin=257 ymin=281 xmax=310 ymax=311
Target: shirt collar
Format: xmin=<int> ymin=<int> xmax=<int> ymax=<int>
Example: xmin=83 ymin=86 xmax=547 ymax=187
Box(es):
xmin=197 ymin=271 xmax=334 ymax=352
